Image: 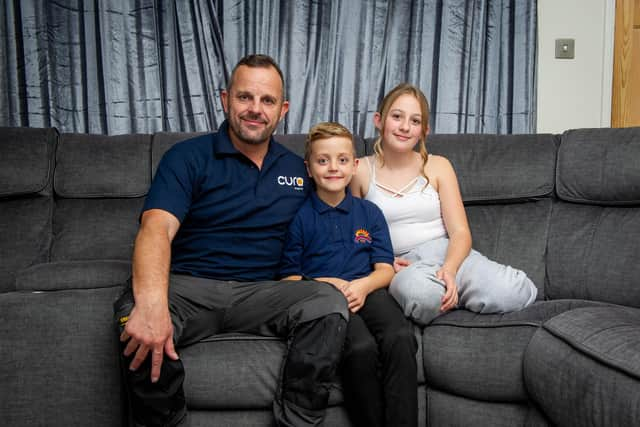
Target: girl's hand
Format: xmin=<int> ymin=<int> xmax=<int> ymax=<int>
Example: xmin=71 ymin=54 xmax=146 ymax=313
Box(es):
xmin=393 ymin=257 xmax=411 ymax=273
xmin=437 ymin=268 xmax=459 ymax=312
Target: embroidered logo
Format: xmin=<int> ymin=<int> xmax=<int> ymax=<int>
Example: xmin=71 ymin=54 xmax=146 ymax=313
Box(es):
xmin=277 ymin=176 xmax=305 ymax=191
xmin=354 ymin=228 xmax=372 ymax=244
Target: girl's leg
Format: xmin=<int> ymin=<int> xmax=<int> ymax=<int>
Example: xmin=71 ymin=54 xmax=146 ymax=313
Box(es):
xmin=357 ymin=289 xmax=418 ymax=427
xmin=456 ymin=249 xmax=538 ymax=313
xmin=391 ymin=237 xmax=537 ymax=321
xmin=389 ymin=260 xmax=446 ymax=325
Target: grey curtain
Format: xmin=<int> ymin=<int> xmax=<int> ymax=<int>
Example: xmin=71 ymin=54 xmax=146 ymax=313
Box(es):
xmin=0 ymin=0 xmax=536 ymax=136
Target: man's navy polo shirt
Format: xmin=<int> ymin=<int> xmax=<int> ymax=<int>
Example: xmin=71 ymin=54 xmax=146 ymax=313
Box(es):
xmin=280 ymin=189 xmax=394 ymax=281
xmin=143 ymin=121 xmax=310 ymax=281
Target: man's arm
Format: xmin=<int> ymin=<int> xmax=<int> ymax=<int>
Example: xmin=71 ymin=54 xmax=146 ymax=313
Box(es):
xmin=120 ymin=209 xmax=181 ymax=383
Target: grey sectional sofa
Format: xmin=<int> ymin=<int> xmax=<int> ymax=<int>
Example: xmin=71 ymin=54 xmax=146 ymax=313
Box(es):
xmin=1 ymin=126 xmax=639 ymax=427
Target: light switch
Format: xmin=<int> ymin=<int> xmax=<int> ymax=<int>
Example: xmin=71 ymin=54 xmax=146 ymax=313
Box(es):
xmin=555 ymin=38 xmax=575 ymax=59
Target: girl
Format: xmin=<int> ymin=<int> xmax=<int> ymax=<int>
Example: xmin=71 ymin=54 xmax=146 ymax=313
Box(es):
xmin=350 ymin=84 xmax=537 ymax=325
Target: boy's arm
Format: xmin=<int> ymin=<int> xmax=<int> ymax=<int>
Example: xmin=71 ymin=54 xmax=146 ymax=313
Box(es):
xmin=281 ymin=275 xmax=303 ymax=281
xmin=345 ymin=262 xmax=395 ymax=313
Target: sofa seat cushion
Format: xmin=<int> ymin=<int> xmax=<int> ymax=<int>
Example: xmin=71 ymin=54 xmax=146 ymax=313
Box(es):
xmin=0 ymin=287 xmax=123 ymax=426
xmin=423 ymin=299 xmax=606 ymax=402
xmin=524 ymin=306 xmax=640 ymax=426
xmin=426 ymin=388 xmax=551 ymax=427
xmin=181 ymin=334 xmax=343 ymax=409
xmin=188 ymin=406 xmax=353 ymax=426
xmin=182 ymin=324 xmax=426 ymax=410
xmin=16 ymin=260 xmax=131 ymax=291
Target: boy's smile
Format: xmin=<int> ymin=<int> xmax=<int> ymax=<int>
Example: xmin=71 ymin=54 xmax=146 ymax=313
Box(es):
xmin=305 ymin=136 xmax=359 ymax=206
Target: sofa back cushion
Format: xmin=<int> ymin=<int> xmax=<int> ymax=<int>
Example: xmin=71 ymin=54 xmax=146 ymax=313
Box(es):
xmin=0 ymin=127 xmax=57 ymax=292
xmin=556 ymin=127 xmax=640 ymax=205
xmin=51 ymin=133 xmax=151 ymax=263
xmin=547 ymin=128 xmax=640 ymax=308
xmin=152 ymin=132 xmax=365 ymax=177
xmin=429 ymin=134 xmax=557 ymax=299
xmin=0 ymin=127 xmax=57 ymax=197
xmin=274 ymin=133 xmax=367 ymax=159
xmin=427 ymin=133 xmax=558 ymax=202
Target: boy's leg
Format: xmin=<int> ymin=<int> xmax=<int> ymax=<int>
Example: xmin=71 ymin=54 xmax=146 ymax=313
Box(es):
xmin=223 ymin=280 xmax=348 ymax=427
xmin=113 ymin=274 xmax=229 ymax=427
xmin=357 ymin=289 xmax=418 ymax=427
xmin=340 ymin=313 xmax=384 ymax=427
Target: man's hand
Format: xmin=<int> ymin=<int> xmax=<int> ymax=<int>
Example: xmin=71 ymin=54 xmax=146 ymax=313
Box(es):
xmin=120 ymin=305 xmax=179 ymax=383
xmin=437 ymin=268 xmax=459 ymax=312
xmin=393 ymin=257 xmax=411 ymax=272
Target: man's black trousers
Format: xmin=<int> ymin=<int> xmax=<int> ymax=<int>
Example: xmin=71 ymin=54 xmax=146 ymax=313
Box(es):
xmin=114 ymin=274 xmax=348 ymax=427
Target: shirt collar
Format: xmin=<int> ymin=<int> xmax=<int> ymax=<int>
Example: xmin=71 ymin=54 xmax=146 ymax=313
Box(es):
xmin=212 ymin=120 xmax=288 ymax=159
xmin=310 ymin=188 xmax=354 ymax=214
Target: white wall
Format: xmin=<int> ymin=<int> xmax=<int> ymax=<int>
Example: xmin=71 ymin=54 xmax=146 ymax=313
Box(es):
xmin=536 ymin=0 xmax=615 ymax=133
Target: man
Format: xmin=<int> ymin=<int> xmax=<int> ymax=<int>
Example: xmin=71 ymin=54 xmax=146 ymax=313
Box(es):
xmin=114 ymin=54 xmax=348 ymax=427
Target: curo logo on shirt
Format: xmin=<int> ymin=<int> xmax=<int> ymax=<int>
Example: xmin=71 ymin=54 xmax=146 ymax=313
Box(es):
xmin=277 ymin=176 xmax=305 ymax=191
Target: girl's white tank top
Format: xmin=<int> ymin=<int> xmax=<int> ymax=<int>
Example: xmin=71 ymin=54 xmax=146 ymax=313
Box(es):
xmin=364 ymin=156 xmax=447 ymax=256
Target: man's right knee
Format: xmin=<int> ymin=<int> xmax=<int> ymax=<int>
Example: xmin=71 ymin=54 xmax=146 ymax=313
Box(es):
xmin=297 ymin=281 xmax=349 ymax=322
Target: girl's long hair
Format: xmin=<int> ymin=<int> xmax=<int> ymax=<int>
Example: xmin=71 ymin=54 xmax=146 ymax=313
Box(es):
xmin=373 ymin=83 xmax=431 ymax=187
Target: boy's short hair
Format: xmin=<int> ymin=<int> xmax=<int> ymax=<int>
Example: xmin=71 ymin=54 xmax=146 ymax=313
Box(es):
xmin=305 ymin=122 xmax=356 ymax=161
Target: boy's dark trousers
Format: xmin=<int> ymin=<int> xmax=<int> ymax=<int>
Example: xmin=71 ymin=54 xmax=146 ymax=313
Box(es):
xmin=114 ymin=273 xmax=348 ymax=427
xmin=341 ymin=288 xmax=418 ymax=427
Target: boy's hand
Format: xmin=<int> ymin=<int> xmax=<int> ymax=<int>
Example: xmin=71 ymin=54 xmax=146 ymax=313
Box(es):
xmin=393 ymin=257 xmax=411 ymax=272
xmin=344 ymin=279 xmax=370 ymax=313
xmin=316 ymin=277 xmax=351 ymax=293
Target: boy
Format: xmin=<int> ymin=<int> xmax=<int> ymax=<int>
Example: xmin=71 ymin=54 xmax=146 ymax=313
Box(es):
xmin=280 ymin=122 xmax=418 ymax=427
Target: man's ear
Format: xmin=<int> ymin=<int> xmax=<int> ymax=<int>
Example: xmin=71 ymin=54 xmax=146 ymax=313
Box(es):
xmin=304 ymin=160 xmax=312 ymax=177
xmin=279 ymin=100 xmax=290 ymax=121
xmin=221 ymin=90 xmax=229 ymax=113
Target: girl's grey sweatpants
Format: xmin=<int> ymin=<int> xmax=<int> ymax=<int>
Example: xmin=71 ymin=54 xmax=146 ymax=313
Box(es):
xmin=389 ymin=237 xmax=538 ymax=325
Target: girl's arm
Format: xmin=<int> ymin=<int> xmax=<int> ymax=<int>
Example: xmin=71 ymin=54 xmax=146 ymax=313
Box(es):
xmin=349 ymin=156 xmax=372 ymax=198
xmin=431 ymin=155 xmax=472 ymax=312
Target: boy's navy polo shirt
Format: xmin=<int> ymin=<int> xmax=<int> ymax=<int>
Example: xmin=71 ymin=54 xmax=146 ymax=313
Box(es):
xmin=143 ymin=121 xmax=310 ymax=281
xmin=280 ymin=189 xmax=394 ymax=281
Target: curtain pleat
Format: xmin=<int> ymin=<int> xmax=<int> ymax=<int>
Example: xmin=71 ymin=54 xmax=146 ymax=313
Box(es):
xmin=0 ymin=0 xmax=536 ymax=135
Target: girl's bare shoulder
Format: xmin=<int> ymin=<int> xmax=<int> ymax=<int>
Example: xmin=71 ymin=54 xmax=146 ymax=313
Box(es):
xmin=426 ymin=154 xmax=454 ymax=172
